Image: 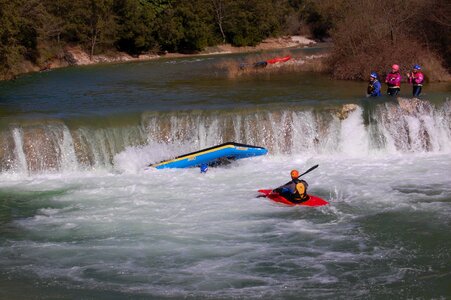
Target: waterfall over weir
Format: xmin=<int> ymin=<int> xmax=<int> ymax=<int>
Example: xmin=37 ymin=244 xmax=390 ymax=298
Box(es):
xmin=1 ymin=99 xmax=450 ymax=174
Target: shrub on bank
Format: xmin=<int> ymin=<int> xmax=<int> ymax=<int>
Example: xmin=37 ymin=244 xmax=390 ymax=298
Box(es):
xmin=328 ymin=35 xmax=450 ymax=82
xmin=326 ymin=0 xmax=450 ymax=82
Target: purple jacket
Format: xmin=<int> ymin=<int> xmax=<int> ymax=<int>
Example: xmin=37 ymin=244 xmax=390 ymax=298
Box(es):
xmin=385 ymin=72 xmax=401 ymax=88
xmin=408 ymin=72 xmax=424 ymax=86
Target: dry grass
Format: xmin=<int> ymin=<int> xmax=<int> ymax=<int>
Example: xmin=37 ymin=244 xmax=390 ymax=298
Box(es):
xmin=327 ymin=0 xmax=450 ymax=82
xmin=328 ymin=36 xmax=450 ymax=82
xmin=216 ymin=50 xmax=328 ymax=79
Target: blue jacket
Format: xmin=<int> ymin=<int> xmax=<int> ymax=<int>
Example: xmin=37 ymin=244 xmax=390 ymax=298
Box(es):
xmin=368 ymin=79 xmax=382 ymax=97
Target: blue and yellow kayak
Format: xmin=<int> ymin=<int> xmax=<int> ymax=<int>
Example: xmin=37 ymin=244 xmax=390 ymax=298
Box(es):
xmin=149 ymin=142 xmax=268 ymax=169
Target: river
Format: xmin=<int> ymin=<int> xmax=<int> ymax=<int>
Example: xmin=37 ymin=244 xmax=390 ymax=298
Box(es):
xmin=0 ymin=49 xmax=450 ymax=299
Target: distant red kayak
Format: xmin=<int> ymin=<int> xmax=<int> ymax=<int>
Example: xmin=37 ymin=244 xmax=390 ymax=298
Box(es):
xmin=266 ymin=55 xmax=291 ymax=64
xmin=258 ymin=189 xmax=329 ymax=207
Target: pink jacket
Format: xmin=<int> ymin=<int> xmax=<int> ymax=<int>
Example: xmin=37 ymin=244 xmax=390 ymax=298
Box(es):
xmin=385 ymin=72 xmax=402 ymax=88
xmin=408 ymin=72 xmax=424 ymax=86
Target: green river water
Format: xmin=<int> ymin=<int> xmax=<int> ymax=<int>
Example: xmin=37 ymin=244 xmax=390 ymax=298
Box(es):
xmin=0 ymin=48 xmax=450 ymax=299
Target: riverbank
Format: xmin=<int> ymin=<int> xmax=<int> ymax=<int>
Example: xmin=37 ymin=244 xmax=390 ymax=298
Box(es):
xmin=5 ymin=36 xmax=317 ymax=81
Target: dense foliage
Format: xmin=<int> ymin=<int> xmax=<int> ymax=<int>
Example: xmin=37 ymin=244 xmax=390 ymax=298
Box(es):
xmin=0 ymin=0 xmax=321 ymax=78
xmin=0 ymin=0 xmax=449 ymax=80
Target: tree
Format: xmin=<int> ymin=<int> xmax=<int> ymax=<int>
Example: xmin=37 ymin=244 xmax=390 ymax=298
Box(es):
xmin=155 ymin=0 xmax=217 ymax=53
xmin=1 ymin=0 xmax=449 ymax=80
xmin=0 ymin=0 xmax=27 ymax=78
xmin=211 ymin=0 xmax=226 ymax=43
xmin=415 ymin=0 xmax=451 ymax=70
xmin=223 ymin=0 xmax=285 ymax=47
xmin=86 ymin=0 xmax=116 ymax=58
xmin=57 ymin=0 xmax=116 ymax=59
xmin=114 ymin=0 xmax=160 ymax=54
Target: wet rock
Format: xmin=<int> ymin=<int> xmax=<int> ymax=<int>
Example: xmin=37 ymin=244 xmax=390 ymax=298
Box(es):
xmin=22 ymin=126 xmax=62 ymax=172
xmin=63 ymin=46 xmax=159 ymax=66
xmin=377 ymin=98 xmax=439 ymax=152
xmin=71 ymin=130 xmax=95 ymax=168
xmin=336 ymin=104 xmax=359 ymax=120
xmin=0 ymin=130 xmax=16 ymax=172
xmin=397 ymin=97 xmax=432 ymax=114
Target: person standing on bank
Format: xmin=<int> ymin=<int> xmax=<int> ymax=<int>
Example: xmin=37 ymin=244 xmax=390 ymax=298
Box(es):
xmin=407 ymin=64 xmax=424 ymax=97
xmin=367 ymin=72 xmax=382 ymax=97
xmin=385 ymin=64 xmax=402 ymax=96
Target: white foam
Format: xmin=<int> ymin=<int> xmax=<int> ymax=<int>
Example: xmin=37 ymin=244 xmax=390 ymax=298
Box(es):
xmin=340 ymin=107 xmax=369 ymax=156
xmin=2 ymin=101 xmax=450 ymax=177
xmin=1 ymin=152 xmax=450 ymax=297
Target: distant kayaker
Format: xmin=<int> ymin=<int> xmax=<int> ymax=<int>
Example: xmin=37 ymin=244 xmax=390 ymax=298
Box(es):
xmin=273 ymin=170 xmax=309 ymax=203
xmin=385 ymin=64 xmax=402 ymax=96
xmin=407 ymin=64 xmax=424 ymax=97
xmin=367 ymin=72 xmax=382 ymax=97
xmin=253 ymin=61 xmax=268 ymax=68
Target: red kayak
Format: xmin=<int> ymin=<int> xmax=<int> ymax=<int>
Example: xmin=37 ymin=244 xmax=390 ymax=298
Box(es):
xmin=266 ymin=55 xmax=291 ymax=64
xmin=258 ymin=189 xmax=329 ymax=207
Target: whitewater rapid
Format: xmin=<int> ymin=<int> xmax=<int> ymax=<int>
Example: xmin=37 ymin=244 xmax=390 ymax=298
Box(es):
xmin=1 ymin=54 xmax=450 ymax=298
xmin=1 ymin=98 xmax=450 ymax=176
xmin=0 ymin=151 xmax=450 ymax=298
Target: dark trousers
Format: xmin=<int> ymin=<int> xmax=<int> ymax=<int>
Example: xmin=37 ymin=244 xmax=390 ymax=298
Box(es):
xmin=387 ymin=87 xmax=400 ymax=96
xmin=413 ymin=86 xmax=422 ymax=97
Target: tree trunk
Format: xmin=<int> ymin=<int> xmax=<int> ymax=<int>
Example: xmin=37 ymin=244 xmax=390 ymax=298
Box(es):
xmin=90 ymin=27 xmax=97 ymax=60
xmin=212 ymin=0 xmax=226 ymax=43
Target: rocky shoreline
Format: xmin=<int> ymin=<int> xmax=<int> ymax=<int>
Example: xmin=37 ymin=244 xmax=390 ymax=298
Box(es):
xmin=8 ymin=36 xmax=317 ymax=80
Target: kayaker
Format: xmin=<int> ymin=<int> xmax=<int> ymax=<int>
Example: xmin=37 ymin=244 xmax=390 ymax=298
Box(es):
xmin=367 ymin=72 xmax=382 ymax=97
xmin=200 ymin=163 xmax=208 ymax=173
xmin=407 ymin=64 xmax=424 ymax=97
xmin=253 ymin=61 xmax=268 ymax=68
xmin=385 ymin=64 xmax=402 ymax=96
xmin=273 ymin=170 xmax=309 ymax=203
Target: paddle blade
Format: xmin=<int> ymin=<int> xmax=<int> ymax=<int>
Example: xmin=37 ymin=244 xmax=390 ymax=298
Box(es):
xmin=298 ymin=164 xmax=319 ymax=178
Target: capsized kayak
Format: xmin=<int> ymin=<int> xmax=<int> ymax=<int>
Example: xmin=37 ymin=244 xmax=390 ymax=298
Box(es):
xmin=149 ymin=142 xmax=268 ymax=169
xmin=266 ymin=55 xmax=291 ymax=64
xmin=258 ymin=189 xmax=329 ymax=207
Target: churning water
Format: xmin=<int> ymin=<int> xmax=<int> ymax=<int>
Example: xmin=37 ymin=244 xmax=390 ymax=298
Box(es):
xmin=0 ymin=51 xmax=450 ymax=299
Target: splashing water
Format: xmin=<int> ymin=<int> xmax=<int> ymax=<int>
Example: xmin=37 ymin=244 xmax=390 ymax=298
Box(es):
xmin=1 ymin=99 xmax=450 ymax=175
xmin=0 ymin=56 xmax=449 ymax=298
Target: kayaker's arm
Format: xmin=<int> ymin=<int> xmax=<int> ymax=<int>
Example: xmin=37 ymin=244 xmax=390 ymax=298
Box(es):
xmin=274 ymin=182 xmax=295 ymax=194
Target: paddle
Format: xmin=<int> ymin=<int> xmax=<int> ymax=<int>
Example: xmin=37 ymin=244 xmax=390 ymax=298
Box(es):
xmin=296 ymin=164 xmax=319 ymax=179
xmin=257 ymin=164 xmax=319 ymax=197
xmin=280 ymin=164 xmax=319 ymax=186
